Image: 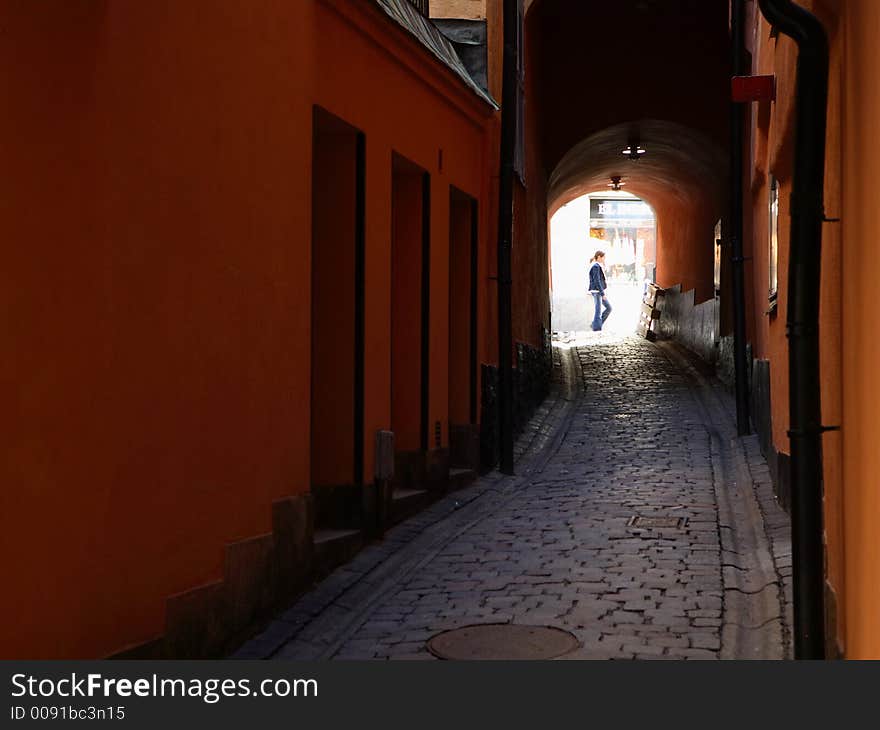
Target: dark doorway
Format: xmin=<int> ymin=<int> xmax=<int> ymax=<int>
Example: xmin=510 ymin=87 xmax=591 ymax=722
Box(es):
xmin=391 ymin=153 xmax=430 ymax=492
xmin=310 ymin=107 xmax=365 ymax=528
xmin=448 ymin=188 xmax=479 ymax=469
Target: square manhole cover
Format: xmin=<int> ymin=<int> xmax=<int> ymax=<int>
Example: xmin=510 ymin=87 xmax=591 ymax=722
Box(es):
xmin=627 ymin=515 xmax=687 ymax=529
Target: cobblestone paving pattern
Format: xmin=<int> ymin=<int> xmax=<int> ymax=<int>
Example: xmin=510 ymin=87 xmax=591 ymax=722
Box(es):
xmin=235 ymin=336 xmax=791 ymax=661
xmin=330 ymin=338 xmax=726 ymax=660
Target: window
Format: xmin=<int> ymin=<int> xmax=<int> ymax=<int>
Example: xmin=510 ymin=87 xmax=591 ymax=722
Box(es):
xmin=768 ymin=175 xmax=779 ymax=311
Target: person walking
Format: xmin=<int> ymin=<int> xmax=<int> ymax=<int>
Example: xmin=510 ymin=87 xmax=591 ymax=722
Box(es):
xmin=588 ymin=250 xmax=612 ymax=331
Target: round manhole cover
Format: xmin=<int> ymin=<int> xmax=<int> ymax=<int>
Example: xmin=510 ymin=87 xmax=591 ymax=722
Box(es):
xmin=427 ymin=624 xmax=580 ymax=660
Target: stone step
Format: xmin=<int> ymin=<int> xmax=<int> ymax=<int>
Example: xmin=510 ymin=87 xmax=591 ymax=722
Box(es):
xmin=390 ymin=487 xmax=429 ymax=525
xmin=448 ymin=467 xmax=477 ymax=490
xmin=312 ymin=528 xmax=363 ymax=579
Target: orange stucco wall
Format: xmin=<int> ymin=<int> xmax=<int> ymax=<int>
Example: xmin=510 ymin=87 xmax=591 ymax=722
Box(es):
xmin=1 ymin=0 xmax=496 ymax=658
xmin=748 ymin=10 xmax=794 ymax=453
xmin=312 ymin=1 xmax=496 ymax=470
xmin=654 ymin=198 xmax=719 ymax=304
xmin=1 ymin=0 xmax=317 ymax=660
xmin=840 ymin=0 xmax=880 ymax=659
xmin=745 ymin=0 xmax=846 ymax=653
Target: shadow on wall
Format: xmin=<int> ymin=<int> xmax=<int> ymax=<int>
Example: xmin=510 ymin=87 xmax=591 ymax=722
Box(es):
xmin=656 ymin=283 xmax=751 ymax=398
xmin=657 ymin=285 xmax=791 ymax=511
xmin=656 ymin=285 xmax=719 ymax=364
xmin=479 ymin=340 xmax=552 ymax=473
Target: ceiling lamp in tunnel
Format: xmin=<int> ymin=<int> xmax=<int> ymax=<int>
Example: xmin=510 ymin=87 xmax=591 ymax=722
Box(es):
xmin=607 ymin=175 xmax=625 ymax=191
xmin=622 ymin=143 xmax=646 ymax=160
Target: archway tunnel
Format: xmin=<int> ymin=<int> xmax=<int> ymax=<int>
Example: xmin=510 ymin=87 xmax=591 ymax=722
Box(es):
xmin=549 ymin=119 xmax=727 ymax=306
xmin=514 ymin=0 xmax=733 ymax=343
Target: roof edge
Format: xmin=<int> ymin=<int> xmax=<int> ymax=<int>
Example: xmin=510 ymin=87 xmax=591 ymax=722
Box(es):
xmin=373 ymin=0 xmax=499 ymax=110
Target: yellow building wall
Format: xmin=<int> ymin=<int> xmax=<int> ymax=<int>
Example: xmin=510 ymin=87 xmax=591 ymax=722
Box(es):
xmin=431 ymin=0 xmax=487 ymax=19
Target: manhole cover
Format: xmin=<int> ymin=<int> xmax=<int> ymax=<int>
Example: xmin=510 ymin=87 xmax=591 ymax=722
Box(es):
xmin=427 ymin=624 xmax=580 ymax=660
xmin=627 ymin=515 xmax=687 ymax=529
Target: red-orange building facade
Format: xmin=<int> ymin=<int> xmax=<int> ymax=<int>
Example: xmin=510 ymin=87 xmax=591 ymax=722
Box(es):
xmin=4 ymin=0 xmax=880 ymax=661
xmin=521 ymin=0 xmax=880 ymax=659
xmin=740 ymin=0 xmax=879 ymax=658
xmin=0 ymin=0 xmax=533 ymax=659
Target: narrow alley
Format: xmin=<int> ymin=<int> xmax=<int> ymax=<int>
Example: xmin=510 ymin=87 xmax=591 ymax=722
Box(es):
xmin=8 ymin=0 xmax=880 ymax=667
xmin=234 ymin=336 xmax=791 ymax=660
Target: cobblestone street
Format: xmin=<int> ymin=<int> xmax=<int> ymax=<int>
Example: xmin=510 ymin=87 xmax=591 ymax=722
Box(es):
xmin=12 ymin=0 xmax=880 ymax=668
xmin=234 ymin=335 xmax=792 ymax=661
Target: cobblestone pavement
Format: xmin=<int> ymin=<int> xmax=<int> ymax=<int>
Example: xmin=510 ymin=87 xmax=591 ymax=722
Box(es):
xmin=234 ymin=335 xmax=791 ymax=660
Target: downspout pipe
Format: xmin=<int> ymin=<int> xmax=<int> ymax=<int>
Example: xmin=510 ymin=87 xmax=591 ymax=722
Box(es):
xmin=496 ymin=0 xmax=517 ymax=475
xmin=730 ymin=0 xmax=751 ymax=437
xmin=756 ymin=0 xmax=829 ymax=660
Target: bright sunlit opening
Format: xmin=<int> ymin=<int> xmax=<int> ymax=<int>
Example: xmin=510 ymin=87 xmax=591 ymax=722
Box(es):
xmin=550 ymin=191 xmax=657 ymax=344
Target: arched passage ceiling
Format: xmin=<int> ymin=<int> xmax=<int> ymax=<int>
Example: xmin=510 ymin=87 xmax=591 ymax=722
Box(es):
xmin=548 ymin=119 xmax=727 ymax=217
xmin=523 ymin=0 xmax=731 ymax=300
xmin=526 ymin=0 xmax=731 ymax=180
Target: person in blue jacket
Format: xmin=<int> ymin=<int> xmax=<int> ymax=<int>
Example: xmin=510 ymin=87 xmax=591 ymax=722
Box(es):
xmin=588 ymin=250 xmax=612 ymax=331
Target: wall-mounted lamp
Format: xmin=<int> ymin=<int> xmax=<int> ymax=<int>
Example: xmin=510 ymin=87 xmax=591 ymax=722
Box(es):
xmin=622 ymin=143 xmax=646 ymax=160
xmin=607 ymin=175 xmax=626 ymax=191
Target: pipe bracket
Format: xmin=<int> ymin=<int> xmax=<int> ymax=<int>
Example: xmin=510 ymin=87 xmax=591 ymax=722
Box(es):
xmin=787 ymin=424 xmax=839 ymax=437
xmin=785 ymin=322 xmax=819 ymax=337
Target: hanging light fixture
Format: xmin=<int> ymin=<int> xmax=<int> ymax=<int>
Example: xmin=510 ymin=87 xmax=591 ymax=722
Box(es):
xmin=622 ymin=143 xmax=647 ymax=160
xmin=607 ymin=175 xmax=625 ymax=191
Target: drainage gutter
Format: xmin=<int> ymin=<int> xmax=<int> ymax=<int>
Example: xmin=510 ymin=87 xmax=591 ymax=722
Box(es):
xmin=756 ymin=0 xmax=829 ymax=660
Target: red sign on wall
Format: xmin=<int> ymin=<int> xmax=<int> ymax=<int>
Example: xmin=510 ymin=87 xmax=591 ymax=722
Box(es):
xmin=732 ymin=75 xmax=776 ymax=103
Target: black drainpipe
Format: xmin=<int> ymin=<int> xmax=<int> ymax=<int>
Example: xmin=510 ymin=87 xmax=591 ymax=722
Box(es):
xmin=730 ymin=0 xmax=751 ymax=436
xmin=496 ymin=0 xmax=517 ymax=475
xmin=756 ymin=0 xmax=830 ymax=660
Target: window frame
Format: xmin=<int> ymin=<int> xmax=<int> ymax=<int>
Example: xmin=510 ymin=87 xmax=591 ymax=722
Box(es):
xmin=768 ymin=174 xmax=779 ymax=312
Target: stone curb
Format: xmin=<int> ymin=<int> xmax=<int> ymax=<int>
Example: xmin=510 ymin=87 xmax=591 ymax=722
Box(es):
xmin=656 ymin=342 xmax=788 ymax=660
